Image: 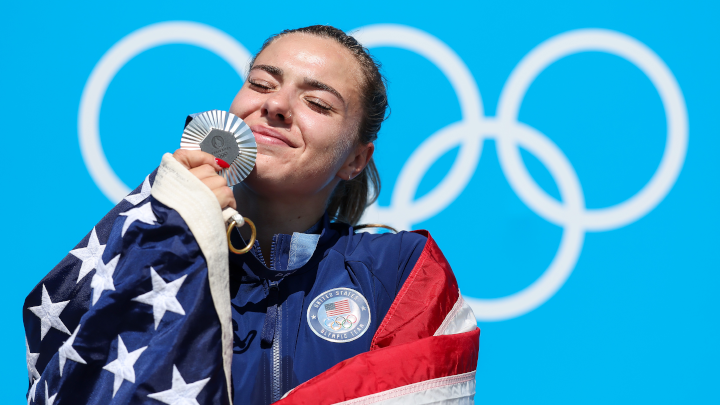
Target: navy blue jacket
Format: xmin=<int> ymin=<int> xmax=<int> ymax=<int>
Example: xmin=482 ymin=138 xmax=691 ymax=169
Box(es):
xmin=228 ymin=214 xmax=427 ymax=404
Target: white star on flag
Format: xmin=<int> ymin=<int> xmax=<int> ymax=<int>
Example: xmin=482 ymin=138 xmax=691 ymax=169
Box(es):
xmin=26 ymin=336 xmax=40 ymax=382
xmin=58 ymin=324 xmax=87 ymax=377
xmin=45 ymin=381 xmax=57 ymax=405
xmin=28 ymin=284 xmax=71 ymax=340
xmin=103 ymin=336 xmax=147 ymax=397
xmin=132 ymin=268 xmax=186 ymax=329
xmin=124 ymin=176 xmax=151 ymax=205
xmin=119 ymin=202 xmax=157 ymax=237
xmin=147 ymin=365 xmax=211 ymax=405
xmin=90 ymin=254 xmax=121 ymax=305
xmin=27 ymin=376 xmax=39 ymax=405
xmin=69 ymin=227 xmax=106 ymax=283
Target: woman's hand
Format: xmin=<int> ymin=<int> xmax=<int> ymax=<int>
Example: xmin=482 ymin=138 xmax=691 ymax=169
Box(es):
xmin=172 ymin=149 xmax=237 ymax=210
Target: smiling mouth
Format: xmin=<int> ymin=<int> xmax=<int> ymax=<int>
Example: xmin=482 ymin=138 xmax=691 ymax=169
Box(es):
xmin=251 ymin=125 xmax=295 ymax=148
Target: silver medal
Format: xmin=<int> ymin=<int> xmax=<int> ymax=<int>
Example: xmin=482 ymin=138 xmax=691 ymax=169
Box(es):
xmin=180 ymin=110 xmax=257 ymax=186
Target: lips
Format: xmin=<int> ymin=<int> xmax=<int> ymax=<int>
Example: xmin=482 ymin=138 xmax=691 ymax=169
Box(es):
xmin=251 ymin=125 xmax=295 ymax=148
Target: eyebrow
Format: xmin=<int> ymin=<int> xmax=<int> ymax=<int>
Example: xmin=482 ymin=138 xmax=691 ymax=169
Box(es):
xmin=303 ymin=78 xmax=345 ymax=103
xmin=251 ymin=64 xmax=283 ymax=76
xmin=250 ymin=64 xmax=345 ymax=103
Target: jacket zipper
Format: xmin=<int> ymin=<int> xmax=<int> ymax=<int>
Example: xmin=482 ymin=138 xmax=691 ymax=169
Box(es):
xmin=270 ymin=235 xmax=281 ymax=402
xmin=269 ymin=235 xmax=278 ymax=271
xmin=271 ymin=303 xmax=282 ymax=402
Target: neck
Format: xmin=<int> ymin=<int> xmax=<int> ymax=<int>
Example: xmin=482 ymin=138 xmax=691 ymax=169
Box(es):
xmin=233 ymin=184 xmax=329 ymax=264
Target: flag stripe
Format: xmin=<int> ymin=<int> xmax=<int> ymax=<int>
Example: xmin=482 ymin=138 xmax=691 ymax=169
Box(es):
xmin=275 ymin=329 xmax=480 ymax=405
xmin=371 ymin=231 xmax=461 ymax=350
xmin=334 ymin=371 xmax=476 ymax=405
xmin=326 ymin=300 xmax=351 ymax=316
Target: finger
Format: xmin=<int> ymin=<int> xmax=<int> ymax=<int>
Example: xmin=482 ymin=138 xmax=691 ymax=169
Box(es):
xmin=173 ymin=149 xmax=223 ymax=171
xmin=201 ymin=175 xmax=229 ymax=191
xmin=189 ymin=164 xmax=221 ymax=180
xmin=213 ymin=186 xmax=237 ymax=210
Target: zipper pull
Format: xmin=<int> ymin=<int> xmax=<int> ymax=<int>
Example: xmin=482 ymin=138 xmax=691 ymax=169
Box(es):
xmin=261 ymin=281 xmax=279 ymax=347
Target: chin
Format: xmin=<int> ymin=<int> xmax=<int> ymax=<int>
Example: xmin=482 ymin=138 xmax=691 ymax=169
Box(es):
xmin=240 ymin=165 xmax=295 ymax=198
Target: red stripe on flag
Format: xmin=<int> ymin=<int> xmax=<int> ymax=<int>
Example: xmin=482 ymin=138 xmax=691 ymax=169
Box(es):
xmin=276 ymin=329 xmax=480 ymax=405
xmin=371 ymin=231 xmax=461 ymax=350
xmin=326 ymin=299 xmax=351 ymax=316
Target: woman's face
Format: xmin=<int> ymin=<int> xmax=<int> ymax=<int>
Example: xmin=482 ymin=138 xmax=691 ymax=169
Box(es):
xmin=229 ymin=33 xmax=369 ymax=200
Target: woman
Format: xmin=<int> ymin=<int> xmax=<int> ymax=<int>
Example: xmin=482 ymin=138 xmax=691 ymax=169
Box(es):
xmin=24 ymin=26 xmax=479 ymax=405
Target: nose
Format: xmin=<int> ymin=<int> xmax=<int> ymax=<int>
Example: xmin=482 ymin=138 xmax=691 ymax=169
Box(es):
xmin=262 ymin=90 xmax=293 ymax=126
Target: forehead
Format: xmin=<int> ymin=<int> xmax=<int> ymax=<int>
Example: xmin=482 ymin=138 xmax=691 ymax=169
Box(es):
xmin=255 ymin=34 xmax=362 ymax=97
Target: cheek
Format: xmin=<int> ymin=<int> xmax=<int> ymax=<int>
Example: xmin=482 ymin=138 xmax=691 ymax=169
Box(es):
xmin=299 ymin=119 xmax=356 ymax=179
xmin=229 ymin=87 xmax=263 ymax=120
xmin=298 ymin=114 xmax=348 ymax=157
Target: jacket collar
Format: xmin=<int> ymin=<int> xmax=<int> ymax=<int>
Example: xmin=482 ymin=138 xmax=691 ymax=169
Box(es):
xmin=229 ymin=212 xmax=339 ymax=281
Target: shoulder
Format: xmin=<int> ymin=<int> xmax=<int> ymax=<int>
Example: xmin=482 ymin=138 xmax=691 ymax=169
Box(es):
xmin=328 ymin=225 xmax=428 ymax=263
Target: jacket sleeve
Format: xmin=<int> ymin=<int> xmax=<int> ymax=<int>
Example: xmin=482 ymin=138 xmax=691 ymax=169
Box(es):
xmin=276 ymin=232 xmax=480 ymax=405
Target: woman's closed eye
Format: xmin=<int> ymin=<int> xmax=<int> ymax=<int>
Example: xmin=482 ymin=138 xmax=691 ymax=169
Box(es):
xmin=305 ymin=97 xmax=333 ymax=114
xmin=248 ymin=79 xmax=275 ymax=92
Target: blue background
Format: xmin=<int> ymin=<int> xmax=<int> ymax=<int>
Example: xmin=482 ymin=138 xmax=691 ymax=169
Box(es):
xmin=3 ymin=0 xmax=718 ymax=402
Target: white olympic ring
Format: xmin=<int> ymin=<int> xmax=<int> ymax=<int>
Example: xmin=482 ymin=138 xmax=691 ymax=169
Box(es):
xmin=354 ymin=25 xmax=688 ymax=321
xmin=79 ymin=22 xmax=687 ymax=322
xmin=78 ymin=21 xmax=251 ymax=203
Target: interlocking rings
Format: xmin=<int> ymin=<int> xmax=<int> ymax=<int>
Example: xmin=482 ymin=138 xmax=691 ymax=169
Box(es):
xmin=325 ymin=316 xmax=355 ymax=331
xmin=79 ymin=22 xmax=688 ymax=322
xmin=354 ymin=25 xmax=688 ymax=321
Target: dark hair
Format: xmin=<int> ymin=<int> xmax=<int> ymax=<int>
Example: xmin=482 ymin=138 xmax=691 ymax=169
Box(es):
xmin=251 ymin=25 xmax=388 ymax=225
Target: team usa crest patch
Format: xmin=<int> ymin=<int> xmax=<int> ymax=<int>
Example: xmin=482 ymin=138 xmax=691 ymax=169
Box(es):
xmin=307 ymin=288 xmax=371 ymax=343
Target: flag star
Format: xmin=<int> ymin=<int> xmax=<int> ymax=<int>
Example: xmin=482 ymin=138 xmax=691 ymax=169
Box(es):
xmin=119 ymin=202 xmax=157 ymax=237
xmin=28 ymin=285 xmax=70 ymax=340
xmin=124 ymin=176 xmax=151 ymax=205
xmin=26 ymin=336 xmax=40 ymax=382
xmin=45 ymin=381 xmax=57 ymax=405
xmin=132 ymin=268 xmax=187 ymax=329
xmin=90 ymin=254 xmax=121 ymax=305
xmin=69 ymin=227 xmax=106 ymax=283
xmin=103 ymin=336 xmax=147 ymax=397
xmin=58 ymin=324 xmax=87 ymax=377
xmin=147 ymin=365 xmax=210 ymax=405
xmin=27 ymin=377 xmax=39 ymax=405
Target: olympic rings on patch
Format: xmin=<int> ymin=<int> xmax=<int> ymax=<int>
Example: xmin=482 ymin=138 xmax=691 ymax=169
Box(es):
xmin=321 ymin=315 xmax=357 ymax=332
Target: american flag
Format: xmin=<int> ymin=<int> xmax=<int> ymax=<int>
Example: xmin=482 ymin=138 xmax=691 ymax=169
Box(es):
xmin=23 ymin=171 xmax=232 ymax=405
xmin=324 ymin=299 xmax=351 ymax=317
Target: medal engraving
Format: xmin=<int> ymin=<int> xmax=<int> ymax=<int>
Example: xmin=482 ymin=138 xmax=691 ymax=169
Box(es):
xmin=200 ymin=129 xmax=240 ymax=164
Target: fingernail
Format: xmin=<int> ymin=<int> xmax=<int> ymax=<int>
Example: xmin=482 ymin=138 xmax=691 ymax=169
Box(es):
xmin=216 ymin=158 xmax=230 ymax=169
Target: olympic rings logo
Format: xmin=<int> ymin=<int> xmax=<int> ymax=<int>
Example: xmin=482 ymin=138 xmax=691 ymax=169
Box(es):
xmin=324 ymin=315 xmax=358 ymax=331
xmin=78 ymin=22 xmax=688 ymax=322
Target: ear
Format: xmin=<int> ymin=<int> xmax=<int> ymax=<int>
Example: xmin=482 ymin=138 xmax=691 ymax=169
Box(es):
xmin=338 ymin=142 xmax=374 ymax=181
